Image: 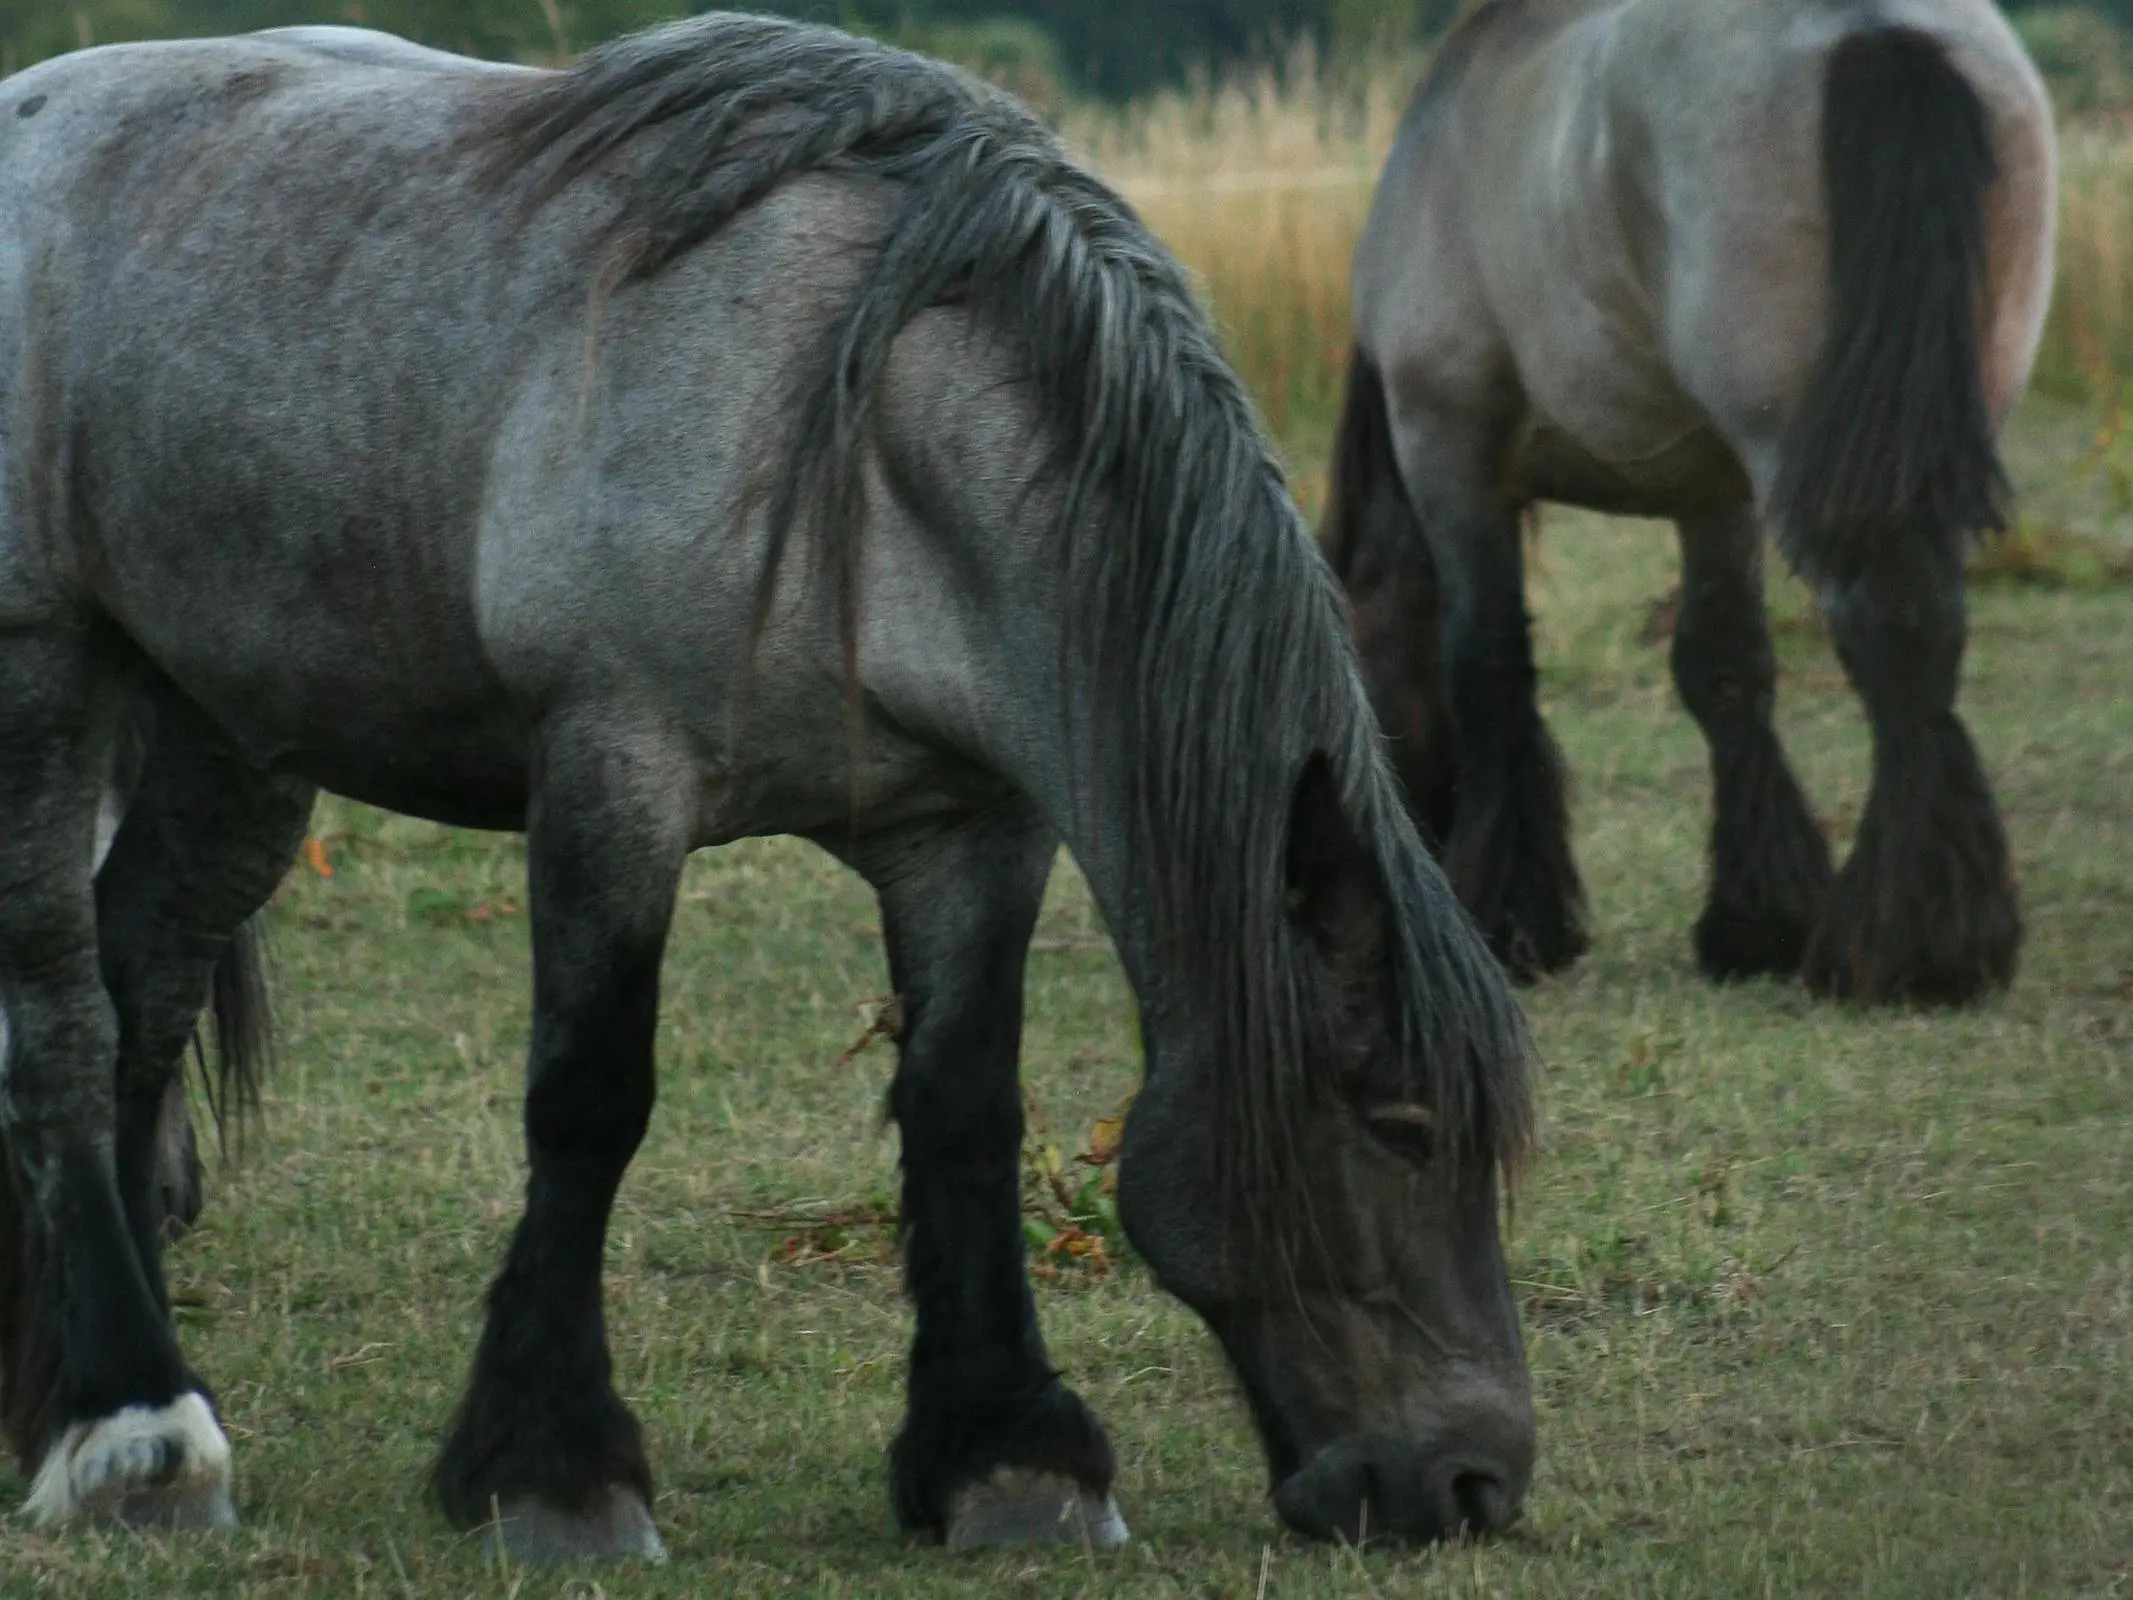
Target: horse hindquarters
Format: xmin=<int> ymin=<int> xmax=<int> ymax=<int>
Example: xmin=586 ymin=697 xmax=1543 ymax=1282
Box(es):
xmin=1774 ymin=27 xmax=2021 ymax=1004
xmin=1323 ymin=353 xmax=1587 ymax=982
xmin=1670 ymin=508 xmax=1834 ymax=980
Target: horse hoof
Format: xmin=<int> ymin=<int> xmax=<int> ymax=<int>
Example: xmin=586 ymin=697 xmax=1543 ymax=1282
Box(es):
xmin=944 ymin=1467 xmax=1129 ymax=1551
xmin=481 ymin=1487 xmax=668 ymax=1564
xmin=1493 ymin=922 xmax=1589 ymax=986
xmin=1693 ymin=903 xmax=1811 ymax=983
xmin=21 ymin=1391 xmax=237 ymax=1531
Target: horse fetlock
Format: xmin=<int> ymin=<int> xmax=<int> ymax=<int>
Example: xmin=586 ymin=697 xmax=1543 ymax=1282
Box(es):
xmin=480 ymin=1486 xmax=667 ymax=1564
xmin=1803 ymin=732 xmax=2019 ymax=1005
xmin=944 ymin=1467 xmax=1128 ymax=1552
xmin=1448 ymin=820 xmax=1589 ymax=985
xmin=1442 ymin=714 xmax=1588 ymax=983
xmin=1697 ymin=756 xmax=1833 ymax=982
xmin=21 ymin=1391 xmax=236 ymax=1531
xmin=891 ymin=1375 xmax=1117 ymax=1542
xmin=1695 ymin=895 xmax=1817 ymax=983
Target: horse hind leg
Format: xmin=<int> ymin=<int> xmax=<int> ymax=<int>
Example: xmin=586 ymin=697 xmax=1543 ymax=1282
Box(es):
xmin=1802 ymin=538 xmax=2017 ymax=1004
xmin=1671 ymin=507 xmax=1833 ymax=980
xmin=842 ymin=808 xmax=1125 ymax=1551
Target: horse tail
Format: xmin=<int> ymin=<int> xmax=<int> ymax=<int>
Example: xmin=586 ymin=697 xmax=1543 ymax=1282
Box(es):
xmin=1772 ymin=26 xmax=2007 ymax=588
xmin=156 ymin=914 xmax=273 ymax=1233
xmin=1319 ymin=350 xmax=1456 ymax=846
xmin=201 ymin=914 xmax=273 ymax=1149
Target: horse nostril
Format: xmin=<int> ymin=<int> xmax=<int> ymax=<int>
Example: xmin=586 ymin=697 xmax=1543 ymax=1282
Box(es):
xmin=1451 ymin=1469 xmax=1513 ymax=1534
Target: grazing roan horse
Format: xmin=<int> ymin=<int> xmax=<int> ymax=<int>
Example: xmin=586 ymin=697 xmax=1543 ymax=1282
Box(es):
xmin=0 ymin=16 xmax=1536 ymax=1558
xmin=1324 ymin=0 xmax=2055 ymax=1000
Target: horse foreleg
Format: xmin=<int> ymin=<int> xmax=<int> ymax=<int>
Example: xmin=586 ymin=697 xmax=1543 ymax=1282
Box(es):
xmin=432 ymin=721 xmax=686 ymax=1562
xmin=1397 ymin=417 xmax=1587 ymax=981
xmin=91 ymin=695 xmax=312 ymax=1374
xmin=849 ymin=807 xmax=1125 ymax=1551
xmin=0 ymin=647 xmax=231 ymax=1531
xmin=1803 ymin=538 xmax=2019 ymax=1003
xmin=1671 ymin=507 xmax=1833 ymax=980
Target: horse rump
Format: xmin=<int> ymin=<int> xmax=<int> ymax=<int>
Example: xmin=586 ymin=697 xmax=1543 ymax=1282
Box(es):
xmin=1772 ymin=25 xmax=2007 ymax=585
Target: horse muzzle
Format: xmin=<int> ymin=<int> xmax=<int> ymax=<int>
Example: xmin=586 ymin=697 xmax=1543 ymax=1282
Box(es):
xmin=1270 ymin=1410 xmax=1534 ymax=1545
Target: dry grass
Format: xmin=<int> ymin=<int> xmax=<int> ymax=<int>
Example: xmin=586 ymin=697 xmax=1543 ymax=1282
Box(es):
xmin=1064 ymin=59 xmax=2133 ymax=486
xmin=1061 ymin=57 xmax=1412 ymax=485
xmin=2039 ymin=123 xmax=2133 ymax=403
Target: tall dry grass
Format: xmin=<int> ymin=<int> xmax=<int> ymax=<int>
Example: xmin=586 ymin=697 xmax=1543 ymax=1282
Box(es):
xmin=1059 ymin=56 xmax=1416 ymax=504
xmin=2039 ymin=123 xmax=2133 ymax=403
xmin=1060 ymin=59 xmax=2133 ymax=493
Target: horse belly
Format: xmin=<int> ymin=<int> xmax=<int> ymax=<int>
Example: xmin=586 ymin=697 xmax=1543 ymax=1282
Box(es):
xmin=1504 ymin=412 xmax=1749 ymax=518
xmin=120 ymin=569 xmax=531 ymax=830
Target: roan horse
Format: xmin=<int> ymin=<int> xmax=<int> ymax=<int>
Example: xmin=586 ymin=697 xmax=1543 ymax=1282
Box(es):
xmin=1324 ymin=0 xmax=2055 ymax=1001
xmin=0 ymin=16 xmax=1536 ymax=1558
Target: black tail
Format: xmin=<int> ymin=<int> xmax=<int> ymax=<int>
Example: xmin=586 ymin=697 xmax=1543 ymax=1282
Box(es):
xmin=1773 ymin=27 xmax=2007 ymax=587
xmin=1320 ymin=352 xmax=1456 ymax=846
xmin=156 ymin=915 xmax=274 ymax=1232
xmin=199 ymin=915 xmax=273 ymax=1151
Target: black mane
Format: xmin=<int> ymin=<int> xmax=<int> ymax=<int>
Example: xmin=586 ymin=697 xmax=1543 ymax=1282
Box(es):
xmin=490 ymin=12 xmax=1533 ymax=1211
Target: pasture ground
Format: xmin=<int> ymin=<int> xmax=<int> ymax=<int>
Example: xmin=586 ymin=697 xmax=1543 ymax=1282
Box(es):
xmin=3 ymin=392 xmax=2126 ymax=1598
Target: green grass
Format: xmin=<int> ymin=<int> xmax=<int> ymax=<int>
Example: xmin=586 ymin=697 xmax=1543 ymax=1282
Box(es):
xmin=4 ymin=402 xmax=2130 ymax=1597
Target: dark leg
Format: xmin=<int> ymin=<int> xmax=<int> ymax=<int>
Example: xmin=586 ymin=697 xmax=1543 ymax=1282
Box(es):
xmin=96 ymin=700 xmax=313 ymax=1329
xmin=1340 ymin=500 xmax=1458 ymax=849
xmin=1394 ymin=418 xmax=1587 ymax=981
xmin=846 ymin=808 xmax=1123 ymax=1549
xmin=1671 ymin=508 xmax=1834 ymax=980
xmin=1802 ymin=538 xmax=2019 ymax=1003
xmin=0 ymin=647 xmax=236 ymax=1529
xmin=433 ymin=724 xmax=687 ymax=1562
xmin=3 ymin=690 xmax=311 ymax=1526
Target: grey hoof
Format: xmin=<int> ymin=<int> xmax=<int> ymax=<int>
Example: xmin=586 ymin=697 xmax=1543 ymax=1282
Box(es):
xmin=944 ymin=1468 xmax=1129 ymax=1551
xmin=104 ymin=1480 xmax=238 ymax=1533
xmin=481 ymin=1487 xmax=667 ymax=1564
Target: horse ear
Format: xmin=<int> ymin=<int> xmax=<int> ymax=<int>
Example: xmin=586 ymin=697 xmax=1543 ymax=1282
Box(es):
xmin=1285 ymin=752 xmax=1385 ymax=966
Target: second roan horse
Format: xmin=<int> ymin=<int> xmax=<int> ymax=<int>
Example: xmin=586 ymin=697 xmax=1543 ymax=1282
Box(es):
xmin=1325 ymin=0 xmax=2055 ymax=1002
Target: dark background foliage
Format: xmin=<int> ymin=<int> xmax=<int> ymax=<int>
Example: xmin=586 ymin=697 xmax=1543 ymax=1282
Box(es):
xmin=0 ymin=1 xmax=2120 ymax=105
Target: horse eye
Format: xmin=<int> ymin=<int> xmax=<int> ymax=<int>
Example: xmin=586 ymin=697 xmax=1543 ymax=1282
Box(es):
xmin=1362 ymin=1101 xmax=1436 ymax=1163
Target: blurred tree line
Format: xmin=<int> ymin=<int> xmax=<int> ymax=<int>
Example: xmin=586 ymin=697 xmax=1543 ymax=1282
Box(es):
xmin=6 ymin=0 xmax=1457 ymax=91
xmin=2 ymin=0 xmax=2125 ymax=100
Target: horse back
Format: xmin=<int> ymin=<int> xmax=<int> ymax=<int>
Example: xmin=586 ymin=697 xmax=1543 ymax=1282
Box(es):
xmin=0 ymin=35 xmax=1005 ymax=837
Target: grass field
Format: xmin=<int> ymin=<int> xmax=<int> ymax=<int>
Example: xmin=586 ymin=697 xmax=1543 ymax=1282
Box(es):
xmin=5 ymin=70 xmax=2133 ymax=1600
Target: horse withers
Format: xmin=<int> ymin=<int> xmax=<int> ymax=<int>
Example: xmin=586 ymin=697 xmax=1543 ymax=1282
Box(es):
xmin=0 ymin=17 xmax=1535 ymax=1557
xmin=1325 ymin=0 xmax=2055 ymax=1001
